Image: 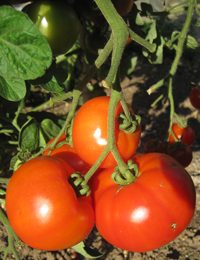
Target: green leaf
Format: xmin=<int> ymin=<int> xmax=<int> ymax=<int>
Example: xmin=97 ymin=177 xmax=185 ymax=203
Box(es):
xmin=19 ymin=111 xmax=65 ymax=153
xmin=40 ymin=76 xmax=64 ymax=93
xmin=0 ymin=6 xmax=52 ymax=80
xmin=186 ymin=35 xmax=199 ymax=49
xmin=40 ymin=118 xmax=64 ymax=140
xmin=0 ymin=188 xmax=6 ymax=195
xmin=120 ymin=55 xmax=138 ymax=77
xmin=0 ymin=75 xmax=26 ymax=101
xmin=29 ymin=63 xmax=66 ymax=93
xmin=149 ymin=36 xmax=165 ymax=64
xmin=130 ymin=4 xmax=144 ymax=26
xmin=19 ymin=117 xmax=40 ymax=152
xmin=72 ymin=241 xmax=104 ymax=259
xmin=145 ymin=21 xmax=157 ymax=43
xmin=142 ymin=21 xmax=157 ymax=57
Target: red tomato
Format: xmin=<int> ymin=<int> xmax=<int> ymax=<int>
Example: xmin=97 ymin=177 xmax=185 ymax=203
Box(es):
xmin=143 ymin=139 xmax=165 ymax=154
xmin=72 ymin=96 xmax=141 ymax=168
xmin=43 ymin=133 xmax=91 ymax=175
xmin=189 ymin=86 xmax=200 ymax=110
xmin=166 ymin=142 xmax=193 ymax=168
xmin=6 ymin=156 xmax=94 ymax=250
xmin=91 ymin=153 xmax=196 ymax=252
xmin=168 ymin=123 xmax=195 ymax=146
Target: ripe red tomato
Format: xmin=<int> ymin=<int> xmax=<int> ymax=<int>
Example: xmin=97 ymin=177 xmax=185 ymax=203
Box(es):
xmin=143 ymin=139 xmax=165 ymax=154
xmin=166 ymin=142 xmax=193 ymax=168
xmin=6 ymin=156 xmax=94 ymax=250
xmin=43 ymin=133 xmax=91 ymax=175
xmin=168 ymin=123 xmax=195 ymax=146
xmin=72 ymin=96 xmax=141 ymax=168
xmin=111 ymin=0 xmax=134 ymax=16
xmin=91 ymin=153 xmax=196 ymax=252
xmin=189 ymin=86 xmax=200 ymax=110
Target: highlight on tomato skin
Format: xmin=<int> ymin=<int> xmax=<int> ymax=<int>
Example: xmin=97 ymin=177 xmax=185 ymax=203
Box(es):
xmin=5 ymin=156 xmax=95 ymax=251
xmin=91 ymin=153 xmax=196 ymax=253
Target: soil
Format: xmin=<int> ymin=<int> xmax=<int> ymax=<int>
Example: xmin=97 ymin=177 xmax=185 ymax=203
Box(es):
xmin=1 ymin=2 xmax=200 ymax=259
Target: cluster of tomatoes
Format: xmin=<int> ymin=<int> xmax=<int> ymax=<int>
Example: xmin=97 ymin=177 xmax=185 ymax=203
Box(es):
xmin=5 ymin=96 xmax=196 ymax=254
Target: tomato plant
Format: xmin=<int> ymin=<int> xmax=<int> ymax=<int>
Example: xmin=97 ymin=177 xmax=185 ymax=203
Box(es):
xmin=43 ymin=133 xmax=91 ymax=175
xmin=5 ymin=156 xmax=94 ymax=250
xmin=166 ymin=142 xmax=193 ymax=168
xmin=168 ymin=123 xmax=195 ymax=146
xmin=72 ymin=96 xmax=141 ymax=168
xmin=91 ymin=153 xmax=196 ymax=252
xmin=143 ymin=139 xmax=165 ymax=154
xmin=0 ymin=0 xmax=199 ymax=258
xmin=189 ymin=86 xmax=200 ymax=110
xmin=25 ymin=0 xmax=80 ymax=56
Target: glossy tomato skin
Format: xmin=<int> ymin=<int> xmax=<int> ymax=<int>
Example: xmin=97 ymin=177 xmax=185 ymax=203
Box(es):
xmin=25 ymin=0 xmax=80 ymax=56
xmin=168 ymin=123 xmax=195 ymax=146
xmin=43 ymin=133 xmax=91 ymax=175
xmin=6 ymin=156 xmax=94 ymax=250
xmin=189 ymin=86 xmax=200 ymax=110
xmin=166 ymin=143 xmax=193 ymax=168
xmin=91 ymin=153 xmax=196 ymax=252
xmin=72 ymin=96 xmax=141 ymax=168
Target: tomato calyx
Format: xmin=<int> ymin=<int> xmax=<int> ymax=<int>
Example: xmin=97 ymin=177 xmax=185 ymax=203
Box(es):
xmin=118 ymin=113 xmax=141 ymax=134
xmin=69 ymin=172 xmax=91 ymax=197
xmin=111 ymin=160 xmax=139 ymax=185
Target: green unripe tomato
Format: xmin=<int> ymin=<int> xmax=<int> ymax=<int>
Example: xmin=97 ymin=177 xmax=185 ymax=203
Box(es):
xmin=25 ymin=0 xmax=80 ymax=56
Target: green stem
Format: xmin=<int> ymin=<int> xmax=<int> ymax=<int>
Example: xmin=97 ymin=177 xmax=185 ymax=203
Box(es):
xmin=129 ymin=29 xmax=156 ymax=53
xmin=75 ymin=34 xmax=113 ymax=92
xmin=94 ymin=0 xmax=129 ymax=87
xmin=12 ymin=100 xmax=24 ymax=132
xmin=195 ymin=1 xmax=200 ymax=16
xmin=152 ymin=0 xmax=190 ymax=16
xmin=84 ymin=88 xmax=129 ymax=183
xmin=168 ymin=77 xmax=175 ymax=131
xmin=151 ymin=94 xmax=164 ymax=107
xmin=167 ymin=0 xmax=189 ymax=12
xmin=147 ymin=0 xmax=195 ymax=95
xmin=0 ymin=129 xmax=15 ymax=134
xmin=170 ymin=0 xmax=195 ymax=75
xmin=28 ymin=91 xmax=73 ymax=112
xmin=119 ymin=94 xmax=132 ymax=122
